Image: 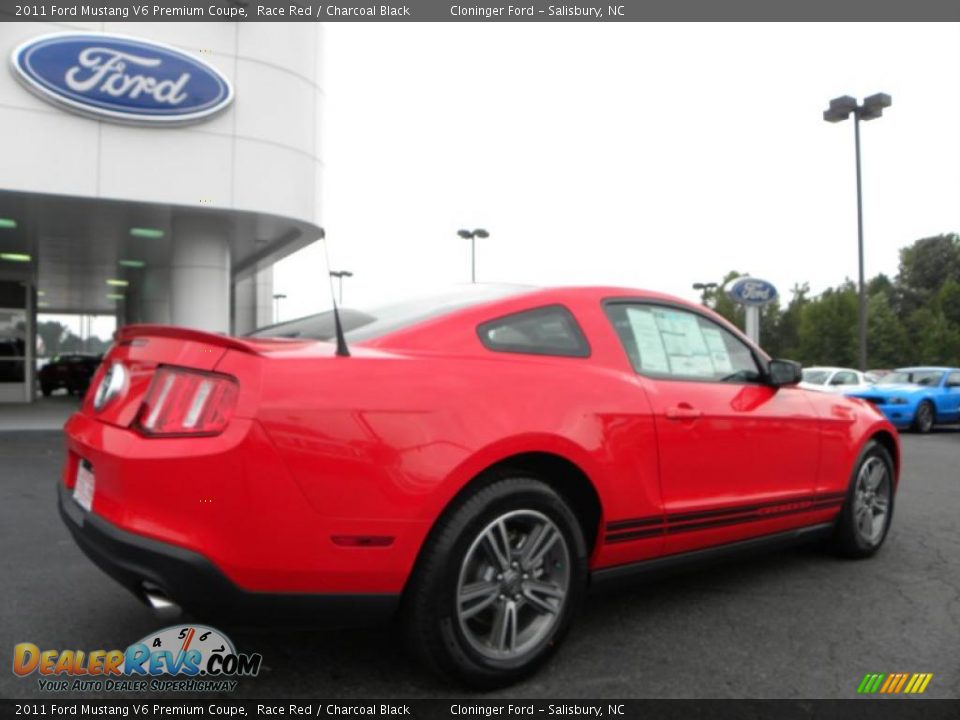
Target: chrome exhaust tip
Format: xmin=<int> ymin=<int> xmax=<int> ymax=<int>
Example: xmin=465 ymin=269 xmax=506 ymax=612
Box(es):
xmin=142 ymin=583 xmax=182 ymax=619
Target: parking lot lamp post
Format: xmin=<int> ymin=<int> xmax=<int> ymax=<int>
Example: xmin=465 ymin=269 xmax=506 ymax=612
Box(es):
xmin=823 ymin=93 xmax=892 ymax=371
xmin=692 ymin=282 xmax=718 ymax=305
xmin=272 ymin=293 xmax=287 ymax=324
xmin=457 ymin=229 xmax=490 ymax=283
xmin=329 ymin=270 xmax=354 ymax=304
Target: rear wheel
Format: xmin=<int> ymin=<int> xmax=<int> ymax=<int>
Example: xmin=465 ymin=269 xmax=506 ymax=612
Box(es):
xmin=402 ymin=475 xmax=587 ymax=689
xmin=912 ymin=401 xmax=935 ymax=434
xmin=831 ymin=441 xmax=895 ymax=558
xmin=40 ymin=384 xmax=53 ymax=397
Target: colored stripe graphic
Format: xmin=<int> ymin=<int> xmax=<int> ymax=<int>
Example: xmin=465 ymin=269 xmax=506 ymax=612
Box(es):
xmin=856 ymin=673 xmax=884 ymax=694
xmin=604 ymin=492 xmax=846 ymax=544
xmin=857 ymin=673 xmax=932 ymax=694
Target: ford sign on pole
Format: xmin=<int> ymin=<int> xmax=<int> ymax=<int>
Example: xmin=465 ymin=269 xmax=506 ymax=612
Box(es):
xmin=725 ymin=277 xmax=778 ymax=344
xmin=10 ymin=33 xmax=233 ymax=126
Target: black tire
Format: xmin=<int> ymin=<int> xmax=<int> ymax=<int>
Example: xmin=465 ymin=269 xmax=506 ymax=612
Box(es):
xmin=402 ymin=474 xmax=588 ymax=689
xmin=40 ymin=385 xmax=53 ymax=397
xmin=831 ymin=440 xmax=895 ymax=558
xmin=911 ymin=401 xmax=935 ymax=434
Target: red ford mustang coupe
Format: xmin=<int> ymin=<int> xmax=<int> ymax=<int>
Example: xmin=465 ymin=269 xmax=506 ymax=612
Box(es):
xmin=60 ymin=285 xmax=899 ymax=687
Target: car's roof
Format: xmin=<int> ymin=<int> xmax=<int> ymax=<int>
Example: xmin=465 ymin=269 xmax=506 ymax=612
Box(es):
xmin=507 ymin=284 xmax=693 ymax=301
xmin=251 ymin=283 xmax=713 ymax=341
xmin=804 ymin=366 xmax=856 ymax=373
xmin=893 ymin=366 xmax=957 ymax=372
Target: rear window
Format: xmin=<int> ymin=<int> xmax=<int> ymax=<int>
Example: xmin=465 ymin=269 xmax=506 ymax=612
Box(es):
xmin=477 ymin=305 xmax=590 ymax=358
xmin=248 ymin=285 xmax=531 ymax=342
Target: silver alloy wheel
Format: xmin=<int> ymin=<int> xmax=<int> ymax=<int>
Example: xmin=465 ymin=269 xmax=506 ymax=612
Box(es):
xmin=916 ymin=402 xmax=934 ymax=433
xmin=456 ymin=509 xmax=570 ymax=661
xmin=853 ymin=456 xmax=891 ymax=546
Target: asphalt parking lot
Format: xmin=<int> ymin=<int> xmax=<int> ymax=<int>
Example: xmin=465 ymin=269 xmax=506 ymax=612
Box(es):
xmin=1 ymin=429 xmax=958 ymax=700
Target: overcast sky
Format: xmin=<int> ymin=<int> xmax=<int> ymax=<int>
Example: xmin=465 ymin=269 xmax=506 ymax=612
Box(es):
xmin=271 ymin=22 xmax=960 ymax=321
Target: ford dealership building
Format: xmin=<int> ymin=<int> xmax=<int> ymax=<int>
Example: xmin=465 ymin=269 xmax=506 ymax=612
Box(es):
xmin=0 ymin=22 xmax=324 ymax=402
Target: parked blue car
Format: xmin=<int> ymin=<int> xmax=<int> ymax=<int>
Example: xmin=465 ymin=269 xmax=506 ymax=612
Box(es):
xmin=846 ymin=366 xmax=960 ymax=433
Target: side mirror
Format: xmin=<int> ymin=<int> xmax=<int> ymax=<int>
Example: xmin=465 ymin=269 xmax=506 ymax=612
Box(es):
xmin=768 ymin=359 xmax=803 ymax=387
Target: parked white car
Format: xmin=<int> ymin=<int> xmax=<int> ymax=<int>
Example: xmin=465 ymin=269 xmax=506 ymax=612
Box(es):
xmin=800 ymin=366 xmax=877 ymax=393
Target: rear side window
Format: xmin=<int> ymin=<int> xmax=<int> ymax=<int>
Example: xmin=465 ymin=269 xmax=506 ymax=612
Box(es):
xmin=477 ymin=305 xmax=590 ymax=358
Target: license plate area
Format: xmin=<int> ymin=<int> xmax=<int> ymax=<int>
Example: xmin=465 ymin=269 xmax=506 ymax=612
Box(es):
xmin=74 ymin=460 xmax=95 ymax=513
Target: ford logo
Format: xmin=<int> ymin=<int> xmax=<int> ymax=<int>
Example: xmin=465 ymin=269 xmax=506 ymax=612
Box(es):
xmin=10 ymin=32 xmax=233 ymax=125
xmin=726 ymin=277 xmax=779 ymax=307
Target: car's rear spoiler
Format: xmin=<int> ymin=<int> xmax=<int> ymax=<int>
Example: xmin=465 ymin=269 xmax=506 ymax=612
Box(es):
xmin=114 ymin=324 xmax=314 ymax=355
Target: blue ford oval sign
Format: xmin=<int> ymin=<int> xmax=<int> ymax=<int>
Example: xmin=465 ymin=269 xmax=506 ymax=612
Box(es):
xmin=10 ymin=33 xmax=233 ymax=125
xmin=726 ymin=277 xmax=778 ymax=307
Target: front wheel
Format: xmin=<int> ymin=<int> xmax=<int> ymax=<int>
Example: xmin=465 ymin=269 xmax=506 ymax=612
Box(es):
xmin=912 ymin=401 xmax=935 ymax=434
xmin=831 ymin=440 xmax=895 ymax=558
xmin=402 ymin=475 xmax=587 ymax=689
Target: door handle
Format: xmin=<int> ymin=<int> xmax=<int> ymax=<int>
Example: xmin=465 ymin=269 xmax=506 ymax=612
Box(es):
xmin=665 ymin=404 xmax=701 ymax=420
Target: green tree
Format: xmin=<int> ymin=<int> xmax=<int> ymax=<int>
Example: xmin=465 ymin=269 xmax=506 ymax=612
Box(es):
xmin=797 ymin=282 xmax=858 ymax=366
xmin=759 ymin=298 xmax=783 ymax=356
xmin=774 ymin=283 xmax=810 ymax=360
xmin=866 ymin=293 xmax=909 ymax=369
xmin=936 ymin=278 xmax=960 ymax=327
xmin=907 ymin=308 xmax=960 ymax=366
xmin=896 ymin=234 xmax=960 ymax=315
xmin=867 ymin=273 xmax=896 ymax=304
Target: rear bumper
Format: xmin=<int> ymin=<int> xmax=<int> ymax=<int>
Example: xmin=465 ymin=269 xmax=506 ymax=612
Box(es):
xmin=57 ymin=482 xmax=399 ymax=627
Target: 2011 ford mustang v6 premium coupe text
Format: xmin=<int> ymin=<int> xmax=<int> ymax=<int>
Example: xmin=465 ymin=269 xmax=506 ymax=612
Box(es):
xmin=59 ymin=285 xmax=900 ymax=687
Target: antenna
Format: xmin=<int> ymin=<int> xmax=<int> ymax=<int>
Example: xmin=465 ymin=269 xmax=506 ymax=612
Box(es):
xmin=319 ymin=227 xmax=350 ymax=357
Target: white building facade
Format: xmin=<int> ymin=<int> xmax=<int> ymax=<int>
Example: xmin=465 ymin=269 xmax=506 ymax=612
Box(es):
xmin=0 ymin=22 xmax=324 ymax=401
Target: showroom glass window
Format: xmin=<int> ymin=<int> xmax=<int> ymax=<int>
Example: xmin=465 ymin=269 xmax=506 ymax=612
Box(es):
xmin=604 ymin=302 xmax=762 ymax=382
xmin=477 ymin=305 xmax=590 ymax=357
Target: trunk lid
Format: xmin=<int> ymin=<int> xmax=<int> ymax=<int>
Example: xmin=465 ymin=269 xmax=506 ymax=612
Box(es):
xmin=83 ymin=324 xmax=316 ymax=429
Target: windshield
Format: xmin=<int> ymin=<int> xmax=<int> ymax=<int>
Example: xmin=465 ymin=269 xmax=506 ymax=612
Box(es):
xmin=801 ymin=370 xmax=830 ymax=385
xmin=248 ymin=285 xmax=532 ymax=341
xmin=879 ymin=370 xmax=944 ymax=387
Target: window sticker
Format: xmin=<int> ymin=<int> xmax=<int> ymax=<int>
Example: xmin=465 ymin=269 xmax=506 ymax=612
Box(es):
xmin=652 ymin=308 xmax=712 ymax=377
xmin=626 ymin=307 xmax=670 ymax=373
xmin=700 ymin=326 xmax=733 ymax=374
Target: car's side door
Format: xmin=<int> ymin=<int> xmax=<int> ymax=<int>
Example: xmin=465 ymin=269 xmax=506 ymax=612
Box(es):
xmin=604 ymin=301 xmax=821 ymax=555
xmin=938 ymin=371 xmax=960 ymax=420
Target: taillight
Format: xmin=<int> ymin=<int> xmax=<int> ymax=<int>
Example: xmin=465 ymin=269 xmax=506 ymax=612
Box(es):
xmin=135 ymin=366 xmax=238 ymax=437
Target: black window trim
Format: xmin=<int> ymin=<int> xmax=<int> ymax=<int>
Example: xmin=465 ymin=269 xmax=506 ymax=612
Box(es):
xmin=601 ymin=297 xmax=771 ymax=386
xmin=476 ymin=303 xmax=592 ymax=359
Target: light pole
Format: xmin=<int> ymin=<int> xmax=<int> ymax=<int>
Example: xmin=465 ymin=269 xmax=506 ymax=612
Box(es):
xmin=457 ymin=228 xmax=489 ymax=283
xmin=823 ymin=92 xmax=891 ymax=371
xmin=692 ymin=282 xmax=718 ymax=305
xmin=272 ymin=293 xmax=286 ymax=324
xmin=329 ymin=270 xmax=353 ymax=304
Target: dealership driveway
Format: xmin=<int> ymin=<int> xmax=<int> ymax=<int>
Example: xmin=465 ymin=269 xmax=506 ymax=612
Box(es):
xmin=1 ymin=429 xmax=958 ymax=700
